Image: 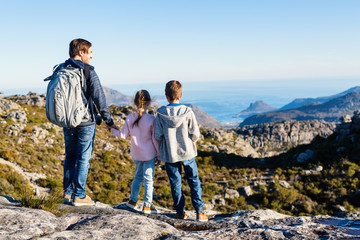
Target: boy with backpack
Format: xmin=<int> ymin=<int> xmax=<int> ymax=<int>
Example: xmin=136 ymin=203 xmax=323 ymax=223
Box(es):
xmin=45 ymin=39 xmax=118 ymax=206
xmin=155 ymin=80 xmax=208 ymax=221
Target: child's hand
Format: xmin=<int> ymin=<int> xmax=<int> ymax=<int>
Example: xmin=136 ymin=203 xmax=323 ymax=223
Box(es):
xmin=106 ymin=125 xmax=113 ymax=132
xmin=106 ymin=123 xmax=119 ymax=132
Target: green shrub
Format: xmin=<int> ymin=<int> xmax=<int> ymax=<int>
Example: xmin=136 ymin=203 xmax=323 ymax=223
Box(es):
xmin=20 ymin=189 xmax=66 ymax=216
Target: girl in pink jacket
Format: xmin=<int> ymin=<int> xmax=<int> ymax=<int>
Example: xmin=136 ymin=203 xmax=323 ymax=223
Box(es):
xmin=109 ymin=90 xmax=159 ymax=214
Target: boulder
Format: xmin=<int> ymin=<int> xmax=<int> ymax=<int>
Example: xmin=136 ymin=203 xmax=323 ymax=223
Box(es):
xmin=6 ymin=111 xmax=27 ymax=123
xmin=279 ymin=180 xmax=291 ymax=189
xmin=224 ymin=188 xmax=240 ymax=199
xmin=0 ymin=98 xmax=20 ymax=114
xmin=238 ymin=186 xmax=253 ymax=197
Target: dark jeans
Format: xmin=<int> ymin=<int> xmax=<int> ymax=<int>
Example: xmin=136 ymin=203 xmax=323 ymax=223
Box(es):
xmin=165 ymin=157 xmax=204 ymax=214
xmin=63 ymin=125 xmax=95 ymax=198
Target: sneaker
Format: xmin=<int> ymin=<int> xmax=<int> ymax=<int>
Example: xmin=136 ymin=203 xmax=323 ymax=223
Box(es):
xmin=126 ymin=200 xmax=137 ymax=209
xmin=63 ymin=194 xmax=73 ymax=204
xmin=196 ymin=212 xmax=208 ymax=222
xmin=175 ymin=211 xmax=188 ymax=220
xmin=72 ymin=195 xmax=95 ymax=206
xmin=143 ymin=204 xmax=157 ymax=214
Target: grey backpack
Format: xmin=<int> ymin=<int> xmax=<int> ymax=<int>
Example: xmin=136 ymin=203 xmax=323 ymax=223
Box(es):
xmin=44 ymin=63 xmax=90 ymax=128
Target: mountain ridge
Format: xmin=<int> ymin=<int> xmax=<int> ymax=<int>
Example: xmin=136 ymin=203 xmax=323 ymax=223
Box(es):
xmin=241 ymin=89 xmax=360 ymax=126
xmin=280 ymin=86 xmax=360 ymax=110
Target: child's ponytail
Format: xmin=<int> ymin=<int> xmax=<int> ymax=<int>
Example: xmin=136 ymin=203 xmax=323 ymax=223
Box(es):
xmin=133 ymin=90 xmax=151 ymax=127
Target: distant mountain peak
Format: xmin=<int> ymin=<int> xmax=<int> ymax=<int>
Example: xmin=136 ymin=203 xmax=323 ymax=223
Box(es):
xmin=233 ymin=100 xmax=277 ymax=118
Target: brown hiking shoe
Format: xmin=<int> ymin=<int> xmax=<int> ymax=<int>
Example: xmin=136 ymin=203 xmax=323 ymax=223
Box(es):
xmin=175 ymin=212 xmax=188 ymax=220
xmin=126 ymin=200 xmax=137 ymax=209
xmin=143 ymin=204 xmax=157 ymax=214
xmin=196 ymin=212 xmax=208 ymax=222
xmin=73 ymin=195 xmax=95 ymax=206
xmin=63 ymin=194 xmax=73 ymax=204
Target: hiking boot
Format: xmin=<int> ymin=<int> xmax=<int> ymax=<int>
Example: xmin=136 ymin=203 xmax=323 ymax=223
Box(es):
xmin=196 ymin=212 xmax=208 ymax=222
xmin=63 ymin=194 xmax=73 ymax=204
xmin=143 ymin=204 xmax=157 ymax=214
xmin=126 ymin=200 xmax=137 ymax=209
xmin=175 ymin=211 xmax=188 ymax=220
xmin=72 ymin=195 xmax=95 ymax=206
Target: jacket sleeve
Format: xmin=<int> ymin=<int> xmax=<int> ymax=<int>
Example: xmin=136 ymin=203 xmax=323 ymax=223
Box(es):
xmin=154 ymin=114 xmax=163 ymax=141
xmin=110 ymin=118 xmax=130 ymax=140
xmin=151 ymin=119 xmax=160 ymax=158
xmin=188 ymin=110 xmax=200 ymax=142
xmin=89 ymin=70 xmax=114 ymax=126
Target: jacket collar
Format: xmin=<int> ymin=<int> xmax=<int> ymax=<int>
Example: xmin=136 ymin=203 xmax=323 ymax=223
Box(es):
xmin=64 ymin=58 xmax=94 ymax=70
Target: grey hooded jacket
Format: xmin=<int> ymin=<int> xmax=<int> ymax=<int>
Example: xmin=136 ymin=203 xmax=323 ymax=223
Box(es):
xmin=155 ymin=104 xmax=200 ymax=163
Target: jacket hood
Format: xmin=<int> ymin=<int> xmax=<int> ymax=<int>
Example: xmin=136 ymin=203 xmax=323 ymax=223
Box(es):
xmin=156 ymin=105 xmax=192 ymax=128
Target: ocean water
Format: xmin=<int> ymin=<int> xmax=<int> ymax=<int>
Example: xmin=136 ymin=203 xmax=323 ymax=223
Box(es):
xmin=109 ymin=78 xmax=360 ymax=123
xmin=3 ymin=77 xmax=359 ymax=123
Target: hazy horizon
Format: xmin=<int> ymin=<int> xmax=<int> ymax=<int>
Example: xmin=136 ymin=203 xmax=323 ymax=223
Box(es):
xmin=3 ymin=77 xmax=359 ymax=123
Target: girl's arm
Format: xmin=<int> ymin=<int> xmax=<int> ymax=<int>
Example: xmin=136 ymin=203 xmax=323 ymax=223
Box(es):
xmin=110 ymin=118 xmax=130 ymax=140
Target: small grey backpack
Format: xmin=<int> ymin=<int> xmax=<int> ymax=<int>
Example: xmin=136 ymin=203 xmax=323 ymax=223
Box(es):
xmin=44 ymin=63 xmax=90 ymax=128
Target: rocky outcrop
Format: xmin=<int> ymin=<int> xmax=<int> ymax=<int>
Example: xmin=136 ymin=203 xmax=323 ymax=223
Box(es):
xmin=0 ymin=98 xmax=20 ymax=114
xmin=2 ymin=195 xmax=360 ymax=239
xmin=200 ymin=127 xmax=260 ymax=157
xmin=7 ymin=92 xmax=46 ymax=107
xmin=200 ymin=120 xmax=336 ymax=157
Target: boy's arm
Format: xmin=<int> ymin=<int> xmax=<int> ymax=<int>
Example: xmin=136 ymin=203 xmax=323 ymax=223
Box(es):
xmin=154 ymin=115 xmax=164 ymax=141
xmin=151 ymin=119 xmax=160 ymax=159
xmin=188 ymin=110 xmax=200 ymax=142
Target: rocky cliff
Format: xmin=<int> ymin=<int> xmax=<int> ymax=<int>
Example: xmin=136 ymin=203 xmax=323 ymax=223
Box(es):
xmin=200 ymin=120 xmax=336 ymax=158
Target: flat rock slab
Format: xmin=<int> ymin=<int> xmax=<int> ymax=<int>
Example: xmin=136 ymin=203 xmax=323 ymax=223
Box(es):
xmin=2 ymin=196 xmax=360 ymax=239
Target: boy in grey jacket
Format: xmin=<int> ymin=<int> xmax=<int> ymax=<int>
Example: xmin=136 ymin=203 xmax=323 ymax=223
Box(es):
xmin=155 ymin=80 xmax=208 ymax=222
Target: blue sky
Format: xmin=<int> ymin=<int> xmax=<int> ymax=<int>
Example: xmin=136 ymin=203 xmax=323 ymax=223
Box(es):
xmin=1 ymin=0 xmax=359 ymax=92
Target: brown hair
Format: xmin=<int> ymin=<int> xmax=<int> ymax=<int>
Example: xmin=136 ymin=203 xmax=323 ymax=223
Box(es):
xmin=69 ymin=39 xmax=92 ymax=58
xmin=132 ymin=90 xmax=151 ymax=127
xmin=165 ymin=80 xmax=182 ymax=102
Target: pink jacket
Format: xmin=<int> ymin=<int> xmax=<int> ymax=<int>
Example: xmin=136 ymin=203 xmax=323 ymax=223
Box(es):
xmin=111 ymin=113 xmax=160 ymax=161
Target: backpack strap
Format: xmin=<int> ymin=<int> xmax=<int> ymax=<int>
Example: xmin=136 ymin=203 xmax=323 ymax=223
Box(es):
xmin=84 ymin=63 xmax=91 ymax=84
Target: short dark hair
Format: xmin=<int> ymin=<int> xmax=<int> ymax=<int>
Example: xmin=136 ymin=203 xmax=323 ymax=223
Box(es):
xmin=165 ymin=80 xmax=182 ymax=101
xmin=69 ymin=39 xmax=92 ymax=58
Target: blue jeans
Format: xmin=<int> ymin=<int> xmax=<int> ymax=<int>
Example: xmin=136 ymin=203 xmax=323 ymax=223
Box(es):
xmin=165 ymin=157 xmax=204 ymax=214
xmin=63 ymin=124 xmax=95 ymax=198
xmin=130 ymin=158 xmax=156 ymax=207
